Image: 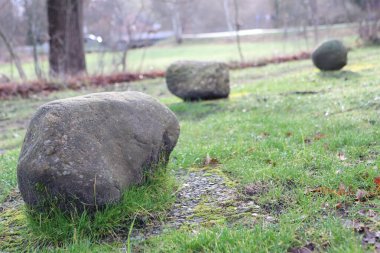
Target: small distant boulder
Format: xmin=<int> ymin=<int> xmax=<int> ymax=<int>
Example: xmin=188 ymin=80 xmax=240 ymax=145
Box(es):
xmin=17 ymin=91 xmax=180 ymax=211
xmin=312 ymin=40 xmax=348 ymax=71
xmin=166 ymin=61 xmax=230 ymax=101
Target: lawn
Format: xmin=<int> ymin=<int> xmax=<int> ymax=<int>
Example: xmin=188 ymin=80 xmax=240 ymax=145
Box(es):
xmin=0 ymin=45 xmax=379 ymax=252
xmin=0 ymin=35 xmax=355 ymax=81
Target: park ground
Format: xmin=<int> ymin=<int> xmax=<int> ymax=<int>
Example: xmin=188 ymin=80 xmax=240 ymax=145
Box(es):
xmin=0 ymin=31 xmax=354 ymax=80
xmin=0 ymin=41 xmax=379 ymax=252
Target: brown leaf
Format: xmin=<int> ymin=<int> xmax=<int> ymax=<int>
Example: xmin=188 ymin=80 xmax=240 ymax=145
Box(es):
xmin=285 ymin=132 xmax=293 ymax=137
xmin=314 ymin=132 xmax=326 ymax=141
xmin=335 ymin=202 xmax=343 ymax=209
xmin=307 ymin=187 xmax=337 ymax=195
xmin=202 ymin=154 xmax=220 ymax=167
xmin=337 ymin=183 xmax=348 ymax=196
xmin=374 ymin=177 xmax=380 ymax=188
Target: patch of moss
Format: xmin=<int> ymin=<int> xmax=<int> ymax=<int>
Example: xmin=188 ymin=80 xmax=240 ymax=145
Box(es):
xmin=0 ymin=207 xmax=29 ymax=252
xmin=190 ymin=166 xmax=237 ymax=188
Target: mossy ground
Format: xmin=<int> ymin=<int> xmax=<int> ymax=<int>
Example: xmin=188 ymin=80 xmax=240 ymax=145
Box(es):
xmin=0 ymin=45 xmax=380 ymax=252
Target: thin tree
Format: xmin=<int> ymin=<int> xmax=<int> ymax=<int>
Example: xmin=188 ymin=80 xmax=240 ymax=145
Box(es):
xmin=222 ymin=0 xmax=234 ymax=31
xmin=304 ymin=0 xmax=319 ymax=45
xmin=232 ymin=0 xmax=244 ymax=62
xmin=351 ymin=0 xmax=380 ymax=43
xmin=168 ymin=0 xmax=183 ymax=44
xmin=47 ymin=0 xmax=86 ymax=77
xmin=24 ymin=0 xmax=43 ymax=79
xmin=0 ymin=24 xmax=27 ymax=81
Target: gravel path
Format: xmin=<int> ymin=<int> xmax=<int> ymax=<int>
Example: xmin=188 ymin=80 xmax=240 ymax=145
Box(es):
xmin=131 ymin=168 xmax=266 ymax=240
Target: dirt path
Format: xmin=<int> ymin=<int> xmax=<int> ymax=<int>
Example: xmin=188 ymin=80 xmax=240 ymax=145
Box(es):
xmin=130 ymin=168 xmax=269 ymax=241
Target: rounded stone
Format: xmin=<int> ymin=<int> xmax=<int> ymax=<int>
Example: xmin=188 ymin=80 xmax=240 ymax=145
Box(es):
xmin=166 ymin=61 xmax=230 ymax=101
xmin=17 ymin=91 xmax=180 ymax=211
xmin=312 ymin=40 xmax=348 ymax=71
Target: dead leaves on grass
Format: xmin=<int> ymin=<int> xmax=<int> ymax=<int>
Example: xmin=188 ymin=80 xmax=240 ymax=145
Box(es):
xmin=374 ymin=177 xmax=380 ymax=189
xmin=288 ymin=243 xmax=315 ymax=253
xmin=306 ymin=180 xmax=380 ymax=203
xmin=202 ymin=154 xmax=220 ymax=167
xmin=343 ymin=209 xmax=380 ymax=251
xmin=304 ymin=132 xmax=326 ymax=145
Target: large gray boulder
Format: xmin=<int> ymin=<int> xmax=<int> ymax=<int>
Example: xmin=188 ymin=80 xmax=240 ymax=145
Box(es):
xmin=312 ymin=40 xmax=348 ymax=71
xmin=166 ymin=61 xmax=230 ymax=101
xmin=17 ymin=91 xmax=180 ymax=211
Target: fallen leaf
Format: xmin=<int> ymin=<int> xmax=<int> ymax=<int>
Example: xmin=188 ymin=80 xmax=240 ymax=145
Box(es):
xmin=314 ymin=132 xmax=326 ymax=140
xmin=338 ymin=152 xmax=347 ymax=161
xmin=374 ymin=177 xmax=380 ymax=189
xmin=307 ymin=187 xmax=337 ymax=195
xmin=202 ymin=154 xmax=220 ymax=167
xmin=337 ymin=183 xmax=348 ymax=195
xmin=286 ymin=132 xmax=293 ymax=137
xmin=335 ymin=202 xmax=343 ymax=209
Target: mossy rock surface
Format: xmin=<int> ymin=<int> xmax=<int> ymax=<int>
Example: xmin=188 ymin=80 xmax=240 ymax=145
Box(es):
xmin=17 ymin=91 xmax=180 ymax=212
xmin=312 ymin=40 xmax=348 ymax=71
xmin=166 ymin=61 xmax=230 ymax=101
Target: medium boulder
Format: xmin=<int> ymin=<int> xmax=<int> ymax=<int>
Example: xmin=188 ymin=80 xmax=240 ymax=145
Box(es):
xmin=17 ymin=91 xmax=180 ymax=211
xmin=166 ymin=61 xmax=230 ymax=101
xmin=312 ymin=40 xmax=348 ymax=71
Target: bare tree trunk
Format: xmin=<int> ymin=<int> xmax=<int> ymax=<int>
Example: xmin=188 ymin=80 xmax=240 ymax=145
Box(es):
xmin=25 ymin=0 xmax=43 ymax=79
xmin=167 ymin=1 xmax=183 ymax=44
xmin=232 ymin=0 xmax=244 ymax=62
xmin=0 ymin=25 xmax=27 ymax=81
xmin=342 ymin=0 xmax=353 ymax=23
xmin=47 ymin=0 xmax=86 ymax=77
xmin=31 ymin=26 xmax=42 ymax=79
xmin=222 ymin=0 xmax=234 ymax=31
xmin=305 ymin=0 xmax=319 ymax=45
xmin=273 ymin=0 xmax=281 ymax=28
xmin=121 ymin=45 xmax=129 ymax=72
xmin=171 ymin=10 xmax=183 ymax=44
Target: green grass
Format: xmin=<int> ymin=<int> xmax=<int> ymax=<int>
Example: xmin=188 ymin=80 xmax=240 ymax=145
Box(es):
xmin=0 ymin=149 xmax=19 ymax=201
xmin=141 ymin=217 xmax=363 ymax=253
xmin=0 ymin=45 xmax=379 ymax=252
xmin=0 ymin=169 xmax=176 ymax=252
xmin=0 ymin=36 xmax=355 ymax=81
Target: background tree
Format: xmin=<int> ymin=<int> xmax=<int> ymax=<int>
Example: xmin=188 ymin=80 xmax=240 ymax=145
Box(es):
xmin=351 ymin=0 xmax=380 ymax=43
xmin=47 ymin=0 xmax=86 ymax=77
xmin=0 ymin=0 xmax=27 ymax=80
xmin=24 ymin=0 xmax=47 ymax=79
